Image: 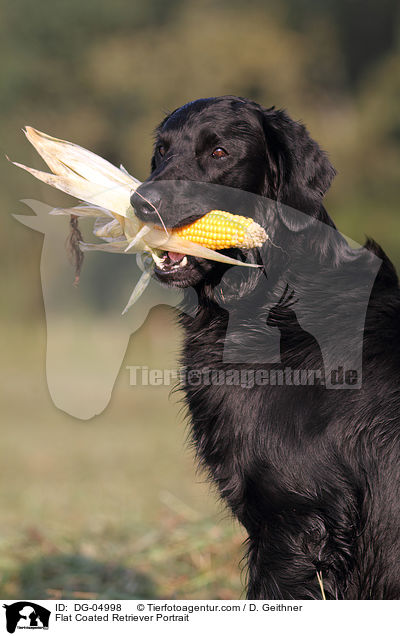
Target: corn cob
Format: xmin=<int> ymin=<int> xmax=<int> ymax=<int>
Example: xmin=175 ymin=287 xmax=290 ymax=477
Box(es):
xmin=11 ymin=127 xmax=265 ymax=314
xmin=173 ymin=210 xmax=267 ymax=250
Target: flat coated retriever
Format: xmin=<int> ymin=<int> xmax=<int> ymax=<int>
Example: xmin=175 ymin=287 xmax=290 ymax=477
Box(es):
xmin=131 ymin=96 xmax=400 ymax=599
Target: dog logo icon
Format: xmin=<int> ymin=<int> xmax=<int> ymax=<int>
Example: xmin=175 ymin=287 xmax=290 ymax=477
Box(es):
xmin=3 ymin=602 xmax=50 ymax=633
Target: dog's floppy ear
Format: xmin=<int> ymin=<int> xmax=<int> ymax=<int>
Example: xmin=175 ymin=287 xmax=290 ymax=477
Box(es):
xmin=261 ymin=108 xmax=336 ymax=231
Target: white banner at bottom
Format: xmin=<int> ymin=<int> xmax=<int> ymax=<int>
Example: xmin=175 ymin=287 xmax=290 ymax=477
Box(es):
xmin=0 ymin=599 xmax=396 ymax=635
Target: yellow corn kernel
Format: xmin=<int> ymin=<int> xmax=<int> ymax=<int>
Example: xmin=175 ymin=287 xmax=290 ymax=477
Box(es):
xmin=173 ymin=210 xmax=267 ymax=250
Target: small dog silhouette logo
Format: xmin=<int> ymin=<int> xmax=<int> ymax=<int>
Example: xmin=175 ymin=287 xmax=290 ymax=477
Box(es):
xmin=3 ymin=602 xmax=50 ymax=633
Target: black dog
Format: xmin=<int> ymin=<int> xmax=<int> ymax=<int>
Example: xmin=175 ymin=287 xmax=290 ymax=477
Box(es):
xmin=131 ymin=96 xmax=400 ymax=599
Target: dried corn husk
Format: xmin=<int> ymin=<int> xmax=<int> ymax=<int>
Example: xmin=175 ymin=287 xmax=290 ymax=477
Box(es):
xmin=11 ymin=127 xmax=262 ymax=312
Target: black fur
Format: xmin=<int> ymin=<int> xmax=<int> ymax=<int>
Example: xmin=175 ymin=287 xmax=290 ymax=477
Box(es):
xmin=132 ymin=96 xmax=400 ymax=599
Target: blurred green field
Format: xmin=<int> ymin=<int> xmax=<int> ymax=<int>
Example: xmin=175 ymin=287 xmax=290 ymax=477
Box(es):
xmin=0 ymin=312 xmax=245 ymax=599
xmin=3 ymin=196 xmax=399 ymax=601
xmin=1 ymin=0 xmax=400 ymax=601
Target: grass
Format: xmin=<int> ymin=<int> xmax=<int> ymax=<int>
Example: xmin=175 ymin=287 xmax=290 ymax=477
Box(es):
xmin=316 ymin=571 xmax=327 ymax=600
xmin=5 ymin=201 xmax=397 ymax=602
xmin=0 ymin=511 xmax=245 ymax=600
xmin=0 ymin=308 xmax=245 ymax=599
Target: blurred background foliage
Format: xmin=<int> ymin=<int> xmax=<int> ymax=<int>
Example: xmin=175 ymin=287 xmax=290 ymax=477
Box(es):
xmin=2 ymin=0 xmax=400 ymax=318
xmin=1 ymin=0 xmax=400 ymax=599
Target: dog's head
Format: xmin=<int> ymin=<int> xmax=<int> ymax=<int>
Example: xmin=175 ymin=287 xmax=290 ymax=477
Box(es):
xmin=131 ymin=96 xmax=336 ymax=288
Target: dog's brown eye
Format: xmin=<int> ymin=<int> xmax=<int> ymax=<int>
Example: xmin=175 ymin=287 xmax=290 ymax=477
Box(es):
xmin=157 ymin=145 xmax=166 ymax=157
xmin=211 ymin=147 xmax=228 ymax=159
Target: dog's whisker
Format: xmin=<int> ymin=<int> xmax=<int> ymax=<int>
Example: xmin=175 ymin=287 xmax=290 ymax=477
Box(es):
xmin=266 ymin=235 xmax=287 ymax=254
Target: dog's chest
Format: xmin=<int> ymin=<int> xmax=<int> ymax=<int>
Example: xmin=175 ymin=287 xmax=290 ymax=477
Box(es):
xmin=182 ymin=364 xmax=321 ymax=521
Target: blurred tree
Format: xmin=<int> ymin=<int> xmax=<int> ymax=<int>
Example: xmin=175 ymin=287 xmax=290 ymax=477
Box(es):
xmin=234 ymin=0 xmax=400 ymax=87
xmin=1 ymin=0 xmax=399 ymax=320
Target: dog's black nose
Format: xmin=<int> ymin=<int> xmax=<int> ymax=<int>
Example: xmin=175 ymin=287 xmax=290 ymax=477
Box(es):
xmin=130 ymin=184 xmax=162 ymax=223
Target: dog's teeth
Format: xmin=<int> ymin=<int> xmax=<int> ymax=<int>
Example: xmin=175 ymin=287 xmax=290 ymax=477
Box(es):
xmin=151 ymin=251 xmax=165 ymax=267
xmin=152 ymin=252 xmax=188 ymax=272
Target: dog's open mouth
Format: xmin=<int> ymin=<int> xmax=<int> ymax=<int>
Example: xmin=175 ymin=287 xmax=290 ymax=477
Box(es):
xmin=149 ymin=246 xmax=216 ymax=288
xmin=151 ymin=250 xmax=192 ymax=279
xmin=153 ymin=250 xmax=188 ymax=271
